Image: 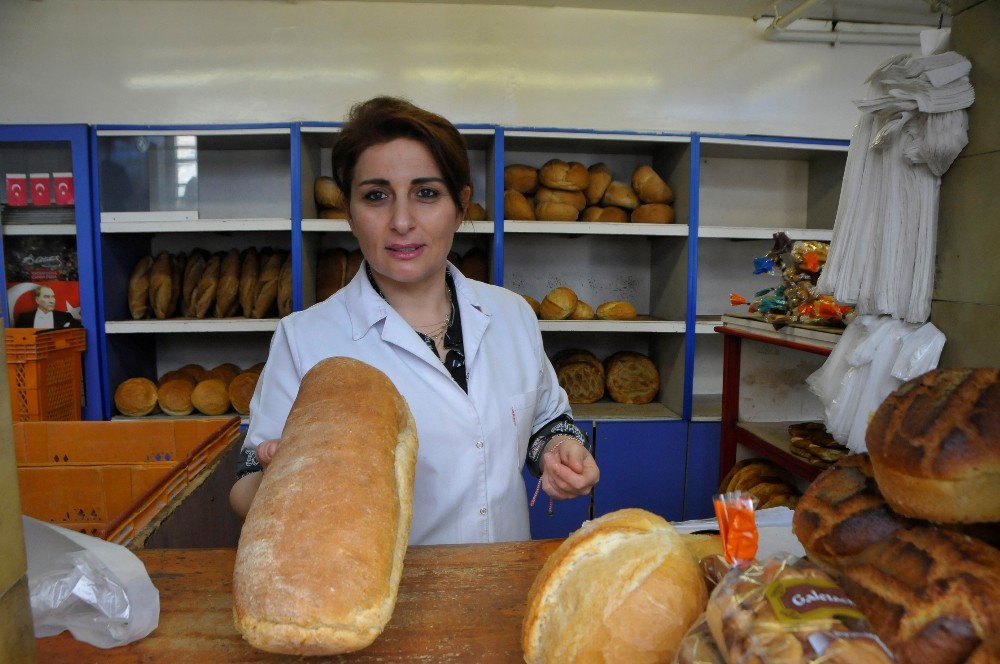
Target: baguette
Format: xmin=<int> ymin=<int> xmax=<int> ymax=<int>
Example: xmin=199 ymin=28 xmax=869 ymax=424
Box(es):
xmin=148 ymin=251 xmax=174 ymax=320
xmin=251 ymin=251 xmax=283 ymax=319
xmin=127 ymin=255 xmax=153 ymax=320
xmin=316 ymin=248 xmax=347 ymax=301
xmin=192 ymin=253 xmax=222 ymax=319
xmin=277 ymin=252 xmax=293 ymax=318
xmin=167 ymin=252 xmax=184 ymax=318
xmin=214 ymin=248 xmax=241 ymax=317
xmin=181 ymin=249 xmax=208 ymax=317
xmin=238 ymin=247 xmax=260 ymax=318
xmin=233 ymin=357 xmax=418 ymax=655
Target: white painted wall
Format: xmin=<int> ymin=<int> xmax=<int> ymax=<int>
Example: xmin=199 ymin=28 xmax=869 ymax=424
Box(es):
xmin=0 ymin=1 xmax=910 ymax=138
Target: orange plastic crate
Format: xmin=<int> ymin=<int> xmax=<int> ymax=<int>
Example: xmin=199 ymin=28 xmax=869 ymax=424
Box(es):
xmin=15 ymin=416 xmax=241 ymax=545
xmin=5 ymin=328 xmax=86 ymax=422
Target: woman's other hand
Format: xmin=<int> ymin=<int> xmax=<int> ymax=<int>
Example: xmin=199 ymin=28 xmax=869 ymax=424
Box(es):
xmin=255 ymin=439 xmax=280 ymax=467
xmin=540 ymin=435 xmax=600 ymax=500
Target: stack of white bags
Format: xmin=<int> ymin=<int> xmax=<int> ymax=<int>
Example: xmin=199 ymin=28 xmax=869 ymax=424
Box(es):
xmin=809 ymin=31 xmax=971 ymax=452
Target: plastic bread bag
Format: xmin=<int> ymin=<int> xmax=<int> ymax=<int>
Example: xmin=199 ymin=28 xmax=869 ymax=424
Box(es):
xmin=704 ymin=552 xmax=895 ymax=664
xmin=674 ymin=615 xmax=727 ymax=664
xmin=22 ymin=516 xmax=159 ymax=648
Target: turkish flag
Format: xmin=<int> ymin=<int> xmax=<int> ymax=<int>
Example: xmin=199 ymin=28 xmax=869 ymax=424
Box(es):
xmin=53 ymin=172 xmax=75 ymax=205
xmin=6 ymin=173 xmax=28 ymax=207
xmin=29 ymin=173 xmax=51 ymax=206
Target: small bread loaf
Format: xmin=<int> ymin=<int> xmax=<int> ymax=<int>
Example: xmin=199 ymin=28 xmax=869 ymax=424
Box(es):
xmin=839 ymin=526 xmax=1000 ymax=664
xmin=584 ymin=163 xmax=613 ymax=205
xmin=238 ymin=247 xmax=259 ymax=317
xmin=460 ymin=247 xmax=488 ymax=283
xmin=522 ymin=294 xmax=540 ymax=317
xmin=504 ymin=189 xmax=535 ymax=221
xmin=345 ymin=249 xmax=364 ymax=284
xmin=534 ymin=186 xmax=586 ymax=212
xmin=556 ymin=360 xmax=604 ymax=404
xmin=207 ymin=362 xmax=241 ymax=386
xmin=251 ymin=251 xmax=283 ymax=319
xmin=601 ymin=181 xmax=639 ymax=210
xmin=228 ymin=371 xmax=260 ymax=416
xmin=793 ymin=454 xmax=915 ymax=573
xmin=128 ymin=255 xmax=153 ymax=320
xmin=157 ymin=379 xmax=194 ymax=417
xmin=568 ymin=300 xmax=594 ymax=320
xmin=596 ymin=300 xmax=638 ymax=320
xmin=581 ymin=206 xmax=628 ymax=223
xmin=148 ymin=252 xmax=174 ymax=320
xmin=314 ymin=176 xmax=345 ymax=210
xmin=534 ymin=201 xmax=579 ymax=222
xmin=604 ymin=351 xmax=659 ymax=405
xmin=191 ymin=378 xmax=230 ymax=416
xmin=539 ymin=287 xmax=578 ymax=320
xmin=178 ymin=363 xmax=208 ymax=383
xmin=277 ymin=252 xmax=293 ymax=318
xmin=504 ymin=164 xmax=539 ymax=194
xmin=233 ymin=357 xmax=418 ymax=655
xmin=538 ymin=159 xmax=589 ymax=192
xmin=464 ymin=202 xmax=487 ymax=221
xmin=865 ymin=367 xmax=1000 ymax=523
xmin=631 ymin=203 xmax=676 ymax=224
xmin=181 ymin=250 xmax=208 ymax=317
xmin=552 ymin=348 xmax=603 ymax=374
xmin=316 ymin=248 xmax=348 ymax=301
xmin=215 ymin=249 xmax=241 ymax=318
xmin=114 ymin=378 xmax=158 ymax=417
xmin=523 ymin=508 xmax=706 ymax=664
xmin=631 ymin=165 xmax=674 ymax=204
xmin=192 ymin=253 xmax=222 ymax=319
xmin=158 ymin=369 xmax=195 ymax=387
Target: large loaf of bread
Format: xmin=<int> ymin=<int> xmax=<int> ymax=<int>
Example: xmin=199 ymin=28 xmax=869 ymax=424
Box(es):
xmin=232 ymin=357 xmax=418 ymax=655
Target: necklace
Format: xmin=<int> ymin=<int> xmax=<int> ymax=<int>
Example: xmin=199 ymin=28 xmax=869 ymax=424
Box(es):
xmin=411 ymin=286 xmax=454 ymax=344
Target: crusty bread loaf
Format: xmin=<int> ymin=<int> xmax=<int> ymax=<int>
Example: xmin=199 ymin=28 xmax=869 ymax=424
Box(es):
xmin=114 ymin=378 xmax=158 ymax=417
xmin=556 ymin=361 xmax=604 ymax=404
xmin=251 ymin=251 xmax=283 ymax=319
xmin=866 ymin=367 xmax=1000 ymax=524
xmin=839 ymin=526 xmax=1000 ymax=664
xmin=534 ymin=201 xmax=579 ymax=222
xmin=601 ymin=181 xmax=639 ymax=210
xmin=534 ymin=186 xmax=586 ymax=212
xmin=157 ymin=379 xmax=194 ymax=417
xmin=460 ymin=246 xmax=489 ymax=283
xmin=158 ymin=369 xmax=195 ymax=387
xmin=568 ymin=300 xmax=594 ymax=320
xmin=552 ymin=348 xmax=603 ymax=374
xmin=604 ymin=351 xmax=659 ymax=405
xmin=128 ymin=255 xmax=154 ymax=320
xmin=213 ymin=249 xmax=241 ymax=318
xmin=316 ymin=248 xmax=348 ymax=301
xmin=539 ymin=287 xmax=578 ymax=320
xmin=238 ymin=247 xmax=259 ymax=317
xmin=192 ymin=253 xmax=222 ymax=319
xmin=584 ymin=163 xmax=613 ymax=205
xmin=596 ymin=300 xmax=638 ymax=320
xmin=504 ymin=164 xmax=539 ymax=195
xmin=168 ymin=253 xmax=184 ymax=319
xmin=631 ymin=203 xmax=676 ymax=224
xmin=522 ymin=294 xmax=540 ymax=317
xmin=148 ymin=252 xmax=174 ymax=320
xmin=207 ymin=362 xmax=241 ymax=386
xmin=228 ymin=371 xmax=259 ymax=416
xmin=793 ymin=454 xmax=914 ymax=573
xmin=182 ymin=250 xmax=208 ymax=317
xmin=538 ymin=159 xmax=589 ymax=192
xmin=504 ymin=189 xmax=535 ymax=221
xmin=464 ymin=202 xmax=487 ymax=221
xmin=314 ymin=176 xmax=345 ymax=210
xmin=178 ymin=363 xmax=208 ymax=383
xmin=631 ymin=165 xmax=674 ymax=204
xmin=191 ymin=378 xmax=230 ymax=416
xmin=233 ymin=357 xmax=418 ymax=655
xmin=277 ymin=252 xmax=293 ymax=318
xmin=581 ymin=205 xmax=628 ymax=223
xmin=522 ymin=508 xmax=706 ymax=664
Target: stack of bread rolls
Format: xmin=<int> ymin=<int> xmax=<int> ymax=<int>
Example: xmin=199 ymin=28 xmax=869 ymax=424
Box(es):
xmin=792 ymin=368 xmax=1000 ymax=663
xmin=128 ymin=247 xmax=292 ymax=320
xmin=548 ymin=347 xmax=660 ymax=406
xmin=533 ymin=286 xmax=638 ymax=322
xmin=718 ymin=458 xmax=801 ymax=510
xmin=114 ymin=362 xmax=264 ymax=418
xmin=503 ymin=161 xmax=675 ymax=223
xmin=787 ymin=421 xmax=851 ymax=469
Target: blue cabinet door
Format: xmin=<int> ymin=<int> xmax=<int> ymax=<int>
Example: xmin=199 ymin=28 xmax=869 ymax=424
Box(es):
xmin=520 ymin=420 xmax=593 ymax=540
xmin=684 ymin=421 xmax=722 ymax=520
xmin=593 ymin=420 xmax=687 ymax=521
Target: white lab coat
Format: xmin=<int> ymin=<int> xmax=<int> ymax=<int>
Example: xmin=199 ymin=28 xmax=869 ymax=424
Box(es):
xmin=244 ymin=263 xmax=571 ymax=544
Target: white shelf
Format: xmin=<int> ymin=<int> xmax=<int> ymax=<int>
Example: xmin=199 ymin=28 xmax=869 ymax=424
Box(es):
xmin=572 ymin=401 xmax=682 ymax=421
xmin=3 ymin=223 xmax=76 ymax=235
xmin=301 ymin=219 xmax=495 ymax=234
xmin=691 ymin=393 xmax=722 ymax=421
xmin=106 ymin=319 xmax=280 ymax=334
xmin=537 ymin=318 xmax=684 ymax=333
xmin=505 ymin=220 xmax=688 ymax=236
xmin=698 ymin=226 xmax=833 ymax=241
xmin=102 ymin=218 xmax=291 ymax=233
xmin=694 ymin=318 xmax=722 ymax=334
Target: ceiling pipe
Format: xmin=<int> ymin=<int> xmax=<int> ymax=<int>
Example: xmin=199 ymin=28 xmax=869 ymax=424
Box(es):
xmin=763 ymin=24 xmax=923 ymax=45
xmin=771 ymin=0 xmax=829 ymax=29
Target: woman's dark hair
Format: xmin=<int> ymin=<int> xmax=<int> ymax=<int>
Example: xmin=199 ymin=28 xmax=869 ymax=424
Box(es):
xmin=331 ymin=96 xmax=471 ymax=208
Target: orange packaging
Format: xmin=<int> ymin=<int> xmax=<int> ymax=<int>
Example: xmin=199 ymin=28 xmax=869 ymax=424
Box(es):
xmin=713 ymin=491 xmax=758 ymax=566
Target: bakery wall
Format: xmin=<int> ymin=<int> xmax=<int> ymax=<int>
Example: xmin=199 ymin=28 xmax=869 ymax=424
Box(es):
xmin=0 ymin=1 xmax=907 ymax=139
xmin=933 ymin=0 xmax=1000 ymax=368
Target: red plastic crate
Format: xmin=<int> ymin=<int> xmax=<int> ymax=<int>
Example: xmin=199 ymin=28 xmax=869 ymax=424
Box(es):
xmin=5 ymin=328 xmax=86 ymax=422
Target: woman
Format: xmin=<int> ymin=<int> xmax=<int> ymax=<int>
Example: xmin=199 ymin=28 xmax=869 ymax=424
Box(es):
xmin=230 ymin=96 xmax=599 ymax=544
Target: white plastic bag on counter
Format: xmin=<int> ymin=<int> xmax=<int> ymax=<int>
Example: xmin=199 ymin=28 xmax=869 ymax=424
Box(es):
xmin=22 ymin=516 xmax=159 ymax=649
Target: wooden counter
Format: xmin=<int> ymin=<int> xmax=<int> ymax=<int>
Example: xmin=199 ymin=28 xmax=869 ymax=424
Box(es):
xmin=35 ymin=539 xmax=563 ymax=663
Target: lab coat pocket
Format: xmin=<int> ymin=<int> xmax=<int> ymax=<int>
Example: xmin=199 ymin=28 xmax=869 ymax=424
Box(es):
xmin=508 ymin=390 xmax=538 ymax=456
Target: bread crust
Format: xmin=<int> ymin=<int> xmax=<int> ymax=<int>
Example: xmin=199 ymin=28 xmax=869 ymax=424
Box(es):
xmin=181 ymin=250 xmax=208 ymax=317
xmin=232 ymin=357 xmax=418 ymax=655
xmin=157 ymin=379 xmax=194 ymax=416
xmin=228 ymin=371 xmax=259 ymax=416
xmin=604 ymin=351 xmax=659 ymax=404
xmin=581 ymin=205 xmax=628 ymax=223
xmin=114 ymin=377 xmax=158 ymax=417
xmin=596 ymin=300 xmax=638 ymax=320
xmin=538 ymin=159 xmax=589 ymax=192
xmin=128 ymin=256 xmax=153 ymax=320
xmin=539 ymin=287 xmax=578 ymax=320
xmin=631 ymin=203 xmax=676 ymax=224
xmin=314 ymin=176 xmax=345 ymax=209
xmin=148 ymin=252 xmax=174 ymax=320
xmin=584 ymin=163 xmax=613 ymax=205
xmin=214 ymin=249 xmax=241 ymax=318
xmin=601 ymin=181 xmax=639 ymax=210
xmin=631 ymin=165 xmax=674 ymax=204
xmin=191 ymin=378 xmax=230 ymax=416
xmin=504 ymin=164 xmax=539 ymax=195
xmin=316 ymin=248 xmax=348 ymax=302
xmin=504 ymin=189 xmax=535 ymax=221
xmin=534 ymin=200 xmax=579 ymax=222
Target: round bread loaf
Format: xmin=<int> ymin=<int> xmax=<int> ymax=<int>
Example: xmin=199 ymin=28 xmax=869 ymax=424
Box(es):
xmin=534 ymin=201 xmax=579 ymax=222
xmin=504 ymin=189 xmax=535 ymax=221
xmin=229 ymin=371 xmax=260 ymax=416
xmin=596 ymin=300 xmax=638 ymax=320
xmin=601 ymin=181 xmax=639 ymax=210
xmin=538 ymin=159 xmax=589 ymax=192
xmin=314 ymin=176 xmax=345 ymax=209
xmin=585 ymin=163 xmax=613 ymax=205
xmin=522 ymin=294 xmax=540 ymax=317
xmin=556 ymin=361 xmax=605 ymax=404
xmin=604 ymin=351 xmax=660 ymax=405
xmin=631 ymin=165 xmax=674 ymax=204
xmin=504 ymin=164 xmax=539 ymax=194
xmin=793 ymin=454 xmax=915 ymax=573
xmin=157 ymin=369 xmax=195 ymax=387
xmin=581 ymin=206 xmax=628 ymax=223
xmin=569 ymin=300 xmax=594 ymax=320
xmin=539 ymin=287 xmax=578 ymax=320
xmin=552 ymin=348 xmax=603 ymax=373
xmin=157 ymin=379 xmax=194 ymax=417
xmin=208 ymin=363 xmax=241 ymax=386
xmin=866 ymin=367 xmax=1000 ymax=524
xmin=631 ymin=203 xmax=676 ymax=224
xmin=523 ymin=508 xmax=706 ymax=664
xmin=463 ymin=202 xmax=487 ymax=221
xmin=178 ymin=363 xmax=209 ymax=383
xmin=839 ymin=526 xmax=1000 ymax=664
xmin=191 ymin=378 xmax=231 ymax=416
xmin=114 ymin=377 xmax=158 ymax=417
xmin=534 ymin=186 xmax=586 ymax=212
xmin=248 ymin=361 xmax=266 ymax=374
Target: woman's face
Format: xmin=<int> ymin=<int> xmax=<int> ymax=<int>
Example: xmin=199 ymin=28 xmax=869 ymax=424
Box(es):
xmin=348 ymin=137 xmax=468 ymax=291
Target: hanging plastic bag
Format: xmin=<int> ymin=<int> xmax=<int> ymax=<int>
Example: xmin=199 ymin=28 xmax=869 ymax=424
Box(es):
xmin=23 ymin=516 xmax=159 ymax=649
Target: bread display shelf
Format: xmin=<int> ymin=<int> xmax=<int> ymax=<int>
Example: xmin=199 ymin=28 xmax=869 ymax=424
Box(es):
xmin=111 ymin=412 xmax=249 ymax=426
xmin=690 ymin=393 xmax=722 ymax=421
xmin=572 ymin=401 xmax=681 ymax=421
xmin=302 ymin=219 xmax=495 ymax=234
xmin=538 ymin=317 xmax=683 ymax=333
xmin=105 ymin=319 xmax=279 ymax=334
xmin=2 ymin=223 xmax=76 ymax=236
xmin=736 ymin=421 xmax=823 ymax=481
xmin=715 ymin=320 xmax=839 ymax=354
xmin=101 ymin=218 xmax=292 ymax=233
xmin=698 ymin=226 xmax=833 ymax=241
xmin=505 ymin=220 xmax=688 ymax=237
